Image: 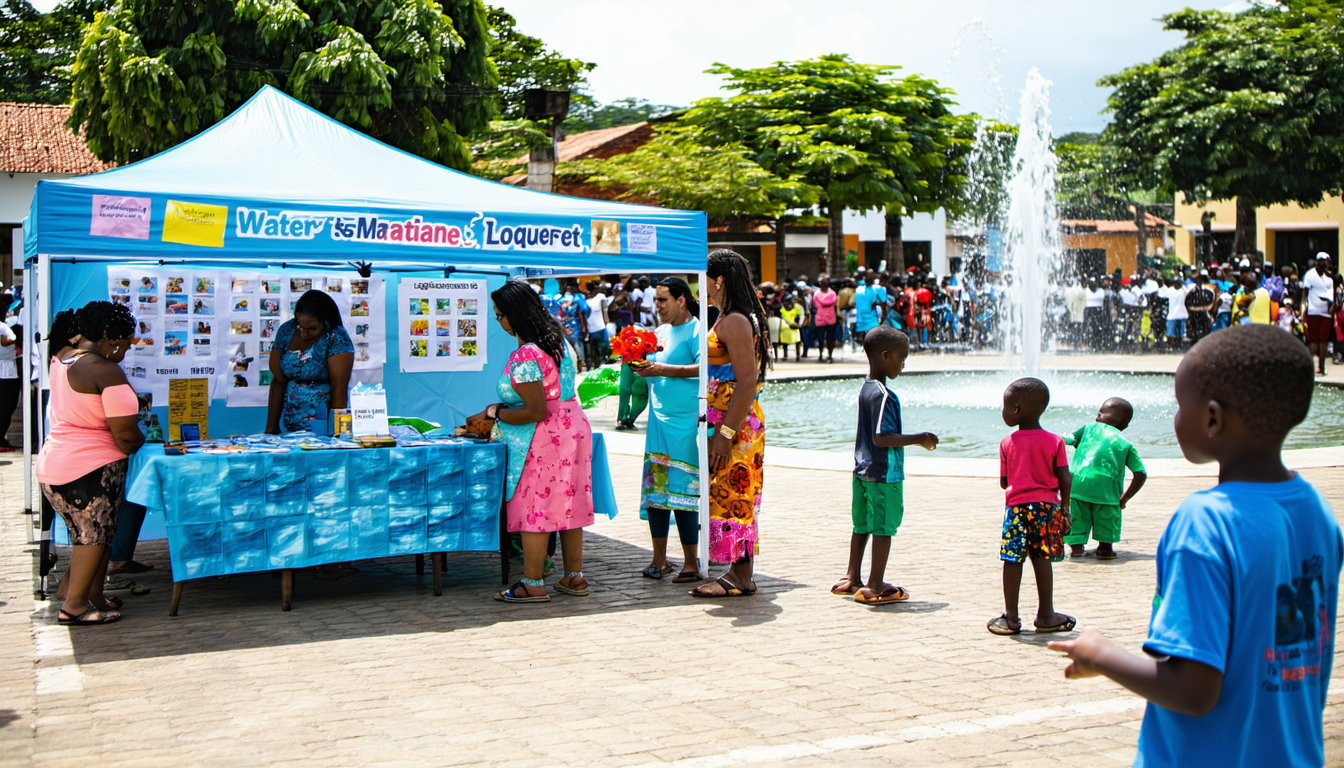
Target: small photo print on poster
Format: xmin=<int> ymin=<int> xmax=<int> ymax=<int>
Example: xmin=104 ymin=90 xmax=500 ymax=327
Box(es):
xmin=164 ymin=333 xmax=187 ymax=356
xmin=435 ymin=299 xmax=453 ymax=314
xmin=194 ymin=277 xmax=215 ymax=295
xmin=263 ymin=280 xmax=283 ymax=294
xmin=290 ymin=278 xmax=312 ymax=293
xmin=436 ymin=341 xmax=452 ymax=357
xmin=232 ymin=297 xmax=250 ymax=313
xmin=137 ymin=296 xmax=158 ymax=315
xmin=260 ymin=319 xmax=279 ymax=339
xmin=459 ymin=340 xmax=478 ymax=357
xmin=230 ymin=346 xmax=255 ymax=372
xmin=409 ymin=339 xmax=427 ymax=358
xmin=128 ymin=365 xmax=148 ymax=380
xmin=260 ymin=298 xmax=280 ymax=317
xmin=409 ymin=319 xmax=429 ymax=337
xmin=192 ymin=298 xmax=214 ymax=316
xmin=133 ymin=319 xmax=154 ymax=348
xmin=259 ymin=341 xmax=273 ymax=355
xmin=110 ymin=276 xmax=131 ymax=295
xmin=194 ymin=320 xmax=211 ymax=335
xmin=232 ymin=373 xmax=249 ymax=388
xmin=457 ymin=319 xmax=477 ymax=338
xmin=591 ymin=220 xmax=620 ymax=254
xmin=457 ymin=298 xmax=478 ymax=316
xmin=289 ymin=300 xmax=297 ymax=316
xmin=325 ymin=279 xmax=343 ymax=293
xmin=259 ymin=370 xmax=273 ymax=386
xmin=230 ymin=321 xmax=253 ymax=336
xmin=355 ymin=343 xmax=371 ymax=363
xmin=113 ymin=294 xmax=130 ymax=307
xmin=164 ymin=276 xmax=186 ymax=294
xmin=410 ymin=298 xmax=429 ymax=315
xmin=351 ymin=299 xmax=370 ymax=317
xmin=165 ymin=295 xmax=189 ymax=314
xmin=435 ymin=320 xmax=452 ymax=337
xmin=192 ymin=338 xmax=213 ymax=357
xmin=353 ymin=323 xmax=369 ymax=340
xmin=139 ymin=276 xmax=158 ymax=294
xmin=351 ymin=280 xmax=369 ymax=295
xmin=231 ymin=276 xmax=256 ymax=293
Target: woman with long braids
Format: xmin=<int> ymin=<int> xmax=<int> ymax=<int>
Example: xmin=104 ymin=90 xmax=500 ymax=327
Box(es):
xmin=690 ymin=249 xmax=771 ymax=598
xmin=469 ymin=281 xmax=594 ymax=602
xmin=36 ymin=301 xmax=143 ymax=625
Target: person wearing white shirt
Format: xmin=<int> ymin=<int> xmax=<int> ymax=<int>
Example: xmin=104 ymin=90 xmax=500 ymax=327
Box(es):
xmin=1302 ymin=253 xmax=1337 ymax=374
xmin=1162 ymin=278 xmax=1190 ymax=350
xmin=583 ymin=280 xmax=610 ymax=369
xmin=0 ymin=293 xmax=18 ymax=452
xmin=633 ymin=276 xmax=657 ymax=327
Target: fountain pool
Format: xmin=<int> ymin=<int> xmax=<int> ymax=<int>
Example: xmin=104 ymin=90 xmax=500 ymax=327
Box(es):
xmin=760 ymin=372 xmax=1344 ymax=459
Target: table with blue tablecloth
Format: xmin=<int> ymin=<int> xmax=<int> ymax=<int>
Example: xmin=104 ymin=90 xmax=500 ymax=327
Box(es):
xmin=121 ymin=434 xmax=619 ymax=611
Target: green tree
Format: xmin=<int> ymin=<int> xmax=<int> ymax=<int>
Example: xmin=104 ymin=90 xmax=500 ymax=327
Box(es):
xmin=0 ymin=0 xmax=107 ymax=103
xmin=684 ymin=54 xmax=969 ymax=275
xmin=68 ymin=0 xmax=497 ymax=170
xmin=1099 ymin=6 xmax=1344 ymax=256
xmin=567 ymin=126 xmax=817 ymax=220
xmin=484 ymin=5 xmax=592 ymax=120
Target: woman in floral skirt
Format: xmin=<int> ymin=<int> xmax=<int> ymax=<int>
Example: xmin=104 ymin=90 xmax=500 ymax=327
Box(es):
xmin=691 ymin=250 xmax=772 ymax=598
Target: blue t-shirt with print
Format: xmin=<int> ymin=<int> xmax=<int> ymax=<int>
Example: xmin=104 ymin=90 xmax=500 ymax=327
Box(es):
xmin=853 ymin=378 xmax=903 ymax=484
xmin=1136 ymin=475 xmax=1342 ymax=768
xmin=854 ymin=285 xmax=888 ymax=332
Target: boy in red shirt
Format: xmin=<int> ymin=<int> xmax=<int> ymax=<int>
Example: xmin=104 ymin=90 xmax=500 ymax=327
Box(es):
xmin=988 ymin=377 xmax=1075 ymax=636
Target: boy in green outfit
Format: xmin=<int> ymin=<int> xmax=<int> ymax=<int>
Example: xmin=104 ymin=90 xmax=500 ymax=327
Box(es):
xmin=1063 ymin=397 xmax=1147 ymax=560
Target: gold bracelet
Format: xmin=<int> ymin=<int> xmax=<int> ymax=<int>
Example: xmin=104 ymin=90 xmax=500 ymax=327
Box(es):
xmin=718 ymin=425 xmax=737 ymax=440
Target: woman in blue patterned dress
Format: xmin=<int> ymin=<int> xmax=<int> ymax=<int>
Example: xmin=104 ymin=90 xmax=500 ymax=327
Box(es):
xmin=265 ymin=290 xmax=354 ymax=434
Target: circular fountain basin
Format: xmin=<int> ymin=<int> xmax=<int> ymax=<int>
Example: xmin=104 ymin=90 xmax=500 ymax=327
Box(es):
xmin=761 ymin=370 xmax=1344 ymax=459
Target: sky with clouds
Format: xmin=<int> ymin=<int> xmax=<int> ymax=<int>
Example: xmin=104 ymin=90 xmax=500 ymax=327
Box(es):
xmin=30 ymin=0 xmax=1247 ymax=134
xmin=497 ymin=0 xmax=1245 ymax=134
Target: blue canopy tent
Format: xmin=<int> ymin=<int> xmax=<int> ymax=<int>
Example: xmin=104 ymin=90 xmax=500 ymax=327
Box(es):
xmin=23 ymin=86 xmax=710 ymax=573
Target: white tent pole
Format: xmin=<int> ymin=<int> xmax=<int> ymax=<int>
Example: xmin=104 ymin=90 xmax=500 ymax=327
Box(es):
xmin=697 ymin=270 xmax=709 ymax=577
xmin=20 ymin=251 xmax=32 ymax=515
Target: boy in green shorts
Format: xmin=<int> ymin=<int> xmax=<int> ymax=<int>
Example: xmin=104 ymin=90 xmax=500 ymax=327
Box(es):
xmin=1063 ymin=397 xmax=1147 ymax=560
xmin=831 ymin=326 xmax=938 ymax=604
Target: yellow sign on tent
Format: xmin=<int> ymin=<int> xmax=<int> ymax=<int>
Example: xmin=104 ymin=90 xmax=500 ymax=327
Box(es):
xmin=162 ymin=200 xmax=227 ymax=247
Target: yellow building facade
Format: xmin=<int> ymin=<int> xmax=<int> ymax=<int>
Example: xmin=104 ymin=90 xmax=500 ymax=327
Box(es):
xmin=1172 ymin=197 xmax=1343 ymax=271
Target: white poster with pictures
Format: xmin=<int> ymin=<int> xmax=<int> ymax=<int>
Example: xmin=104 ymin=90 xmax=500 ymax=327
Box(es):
xmin=223 ymin=272 xmax=387 ymax=407
xmin=109 ymin=267 xmax=387 ymax=408
xmin=396 ymin=277 xmax=487 ymax=372
xmin=109 ymin=267 xmax=225 ymax=406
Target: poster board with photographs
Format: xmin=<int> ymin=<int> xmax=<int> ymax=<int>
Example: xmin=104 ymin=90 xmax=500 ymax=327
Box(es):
xmin=109 ymin=266 xmax=386 ymax=409
xmin=396 ymin=277 xmax=487 ymax=372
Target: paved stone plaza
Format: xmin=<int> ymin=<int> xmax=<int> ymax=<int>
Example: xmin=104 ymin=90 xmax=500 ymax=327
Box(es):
xmin=2 ymin=354 xmax=1343 ymax=767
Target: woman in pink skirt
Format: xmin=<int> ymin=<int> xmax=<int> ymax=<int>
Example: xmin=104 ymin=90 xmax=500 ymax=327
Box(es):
xmin=468 ymin=281 xmax=594 ymax=603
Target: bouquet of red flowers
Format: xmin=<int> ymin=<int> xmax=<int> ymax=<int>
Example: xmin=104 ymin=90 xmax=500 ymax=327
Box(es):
xmin=610 ymin=326 xmax=660 ymax=367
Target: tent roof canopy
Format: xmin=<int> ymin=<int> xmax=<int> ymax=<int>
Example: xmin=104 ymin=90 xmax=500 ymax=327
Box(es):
xmin=28 ymin=86 xmax=705 ymax=274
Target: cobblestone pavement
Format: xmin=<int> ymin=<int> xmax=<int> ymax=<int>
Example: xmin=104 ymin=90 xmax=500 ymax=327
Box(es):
xmin=2 ymin=444 xmax=1343 ymax=766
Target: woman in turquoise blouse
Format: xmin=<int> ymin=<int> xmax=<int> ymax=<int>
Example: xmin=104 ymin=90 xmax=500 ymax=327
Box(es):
xmin=633 ymin=277 xmax=702 ymax=583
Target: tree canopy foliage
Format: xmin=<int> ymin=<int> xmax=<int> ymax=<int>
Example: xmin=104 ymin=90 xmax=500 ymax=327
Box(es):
xmin=565 ymin=97 xmax=680 ymax=133
xmin=484 ymin=4 xmax=592 ymax=121
xmin=1099 ymin=4 xmax=1344 ymax=251
xmin=68 ymin=0 xmax=497 ymax=170
xmin=0 ymin=0 xmax=105 ymax=103
xmin=679 ymin=54 xmax=971 ymax=273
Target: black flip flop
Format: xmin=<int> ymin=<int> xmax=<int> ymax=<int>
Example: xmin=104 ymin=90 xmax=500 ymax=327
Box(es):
xmin=689 ymin=576 xmax=756 ymax=598
xmin=672 ymin=570 xmax=703 ymax=583
xmin=58 ymin=607 xmax=121 ymax=626
xmin=1035 ymin=614 xmax=1077 ymax=633
xmin=987 ymin=614 xmax=1022 ymax=635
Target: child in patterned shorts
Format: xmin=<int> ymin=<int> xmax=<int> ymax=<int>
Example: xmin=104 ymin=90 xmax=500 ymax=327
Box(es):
xmin=987 ymin=377 xmax=1075 ymax=636
xmin=1063 ymin=397 xmax=1147 ymax=560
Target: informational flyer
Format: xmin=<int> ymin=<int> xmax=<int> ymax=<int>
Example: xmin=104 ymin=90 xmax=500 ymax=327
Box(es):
xmin=167 ymin=378 xmax=210 ymax=441
xmin=396 ymin=277 xmax=487 ymax=372
xmin=110 ymin=266 xmax=387 ymax=408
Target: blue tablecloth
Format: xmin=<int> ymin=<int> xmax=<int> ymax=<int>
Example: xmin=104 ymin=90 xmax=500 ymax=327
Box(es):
xmin=121 ymin=434 xmax=618 ymax=581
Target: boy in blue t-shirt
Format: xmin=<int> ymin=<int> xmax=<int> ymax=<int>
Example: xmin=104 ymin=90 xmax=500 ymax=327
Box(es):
xmin=830 ymin=326 xmax=937 ymax=605
xmin=1049 ymin=324 xmax=1343 ymax=768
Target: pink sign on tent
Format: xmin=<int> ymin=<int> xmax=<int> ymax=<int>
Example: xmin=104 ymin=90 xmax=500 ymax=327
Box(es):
xmin=90 ymin=194 xmax=152 ymax=239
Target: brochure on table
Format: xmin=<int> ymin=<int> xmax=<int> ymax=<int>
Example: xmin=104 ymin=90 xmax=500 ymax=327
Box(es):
xmin=397 ymin=277 xmax=488 ymax=372
xmin=109 ymin=266 xmax=386 ymax=406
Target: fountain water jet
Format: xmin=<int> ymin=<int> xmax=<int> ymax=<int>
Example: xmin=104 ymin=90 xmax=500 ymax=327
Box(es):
xmin=1003 ymin=68 xmax=1062 ymax=377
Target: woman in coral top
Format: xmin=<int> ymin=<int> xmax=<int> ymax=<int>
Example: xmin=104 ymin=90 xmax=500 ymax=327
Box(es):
xmin=37 ymin=302 xmax=144 ymax=625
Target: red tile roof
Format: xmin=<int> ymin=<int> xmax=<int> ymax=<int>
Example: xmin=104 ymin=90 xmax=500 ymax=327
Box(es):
xmin=0 ymin=102 xmax=113 ymax=174
xmin=501 ymin=122 xmax=654 ymax=185
xmin=1061 ymin=212 xmax=1173 ymax=234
